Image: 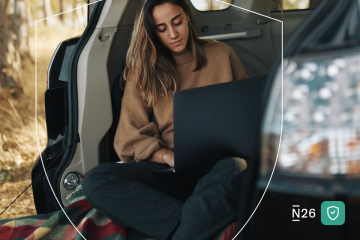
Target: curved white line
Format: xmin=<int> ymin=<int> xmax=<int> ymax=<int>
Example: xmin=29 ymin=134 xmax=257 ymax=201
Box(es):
xmin=218 ymin=0 xmax=283 ymax=22
xmin=231 ymin=21 xmax=283 ymax=240
xmin=35 ymin=2 xmax=283 ymax=240
xmin=35 ymin=0 xmax=103 ymax=23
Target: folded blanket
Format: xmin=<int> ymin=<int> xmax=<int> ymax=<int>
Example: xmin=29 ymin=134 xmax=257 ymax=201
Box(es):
xmin=0 ymin=184 xmax=238 ymax=240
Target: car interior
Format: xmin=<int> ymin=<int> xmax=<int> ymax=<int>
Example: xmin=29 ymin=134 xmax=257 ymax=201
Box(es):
xmin=35 ymin=0 xmax=324 ymax=238
xmin=74 ymin=0 xmax=315 ymax=169
xmin=76 ymin=0 xmax=318 ymax=174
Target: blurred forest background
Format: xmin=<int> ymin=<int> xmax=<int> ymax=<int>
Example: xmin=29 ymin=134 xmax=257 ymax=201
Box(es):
xmin=0 ymin=0 xmax=87 ymax=220
xmin=0 ymin=0 xmax=314 ymax=220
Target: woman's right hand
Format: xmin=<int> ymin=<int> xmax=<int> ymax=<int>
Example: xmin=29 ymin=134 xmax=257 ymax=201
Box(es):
xmin=149 ymin=148 xmax=174 ymax=167
xmin=163 ymin=150 xmax=174 ymax=167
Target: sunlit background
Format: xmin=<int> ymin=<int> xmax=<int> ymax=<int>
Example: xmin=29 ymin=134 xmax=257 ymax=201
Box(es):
xmin=190 ymin=0 xmax=314 ymax=11
xmin=190 ymin=0 xmax=233 ymax=11
xmin=281 ymin=0 xmax=310 ymax=10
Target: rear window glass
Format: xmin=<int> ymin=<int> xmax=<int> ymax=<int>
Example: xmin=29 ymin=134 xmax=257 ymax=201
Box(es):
xmin=190 ymin=0 xmax=234 ymax=11
xmin=271 ymin=0 xmax=322 ymax=11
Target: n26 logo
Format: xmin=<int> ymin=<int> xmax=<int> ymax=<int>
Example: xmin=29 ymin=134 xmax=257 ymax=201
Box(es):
xmin=292 ymin=205 xmax=316 ymax=222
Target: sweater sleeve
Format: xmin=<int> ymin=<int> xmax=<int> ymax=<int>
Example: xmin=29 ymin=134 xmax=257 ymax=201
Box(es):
xmin=114 ymin=72 xmax=166 ymax=163
xmin=229 ymin=46 xmax=249 ymax=80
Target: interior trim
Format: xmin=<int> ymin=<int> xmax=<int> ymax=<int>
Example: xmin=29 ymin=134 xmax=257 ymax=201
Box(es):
xmin=200 ymin=29 xmax=261 ymax=41
xmin=200 ymin=32 xmax=246 ymax=40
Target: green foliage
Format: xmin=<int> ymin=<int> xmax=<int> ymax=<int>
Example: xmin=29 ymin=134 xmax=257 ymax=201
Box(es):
xmin=0 ymin=163 xmax=19 ymax=183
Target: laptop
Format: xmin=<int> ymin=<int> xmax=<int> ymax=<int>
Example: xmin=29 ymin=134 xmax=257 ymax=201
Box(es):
xmin=156 ymin=75 xmax=268 ymax=173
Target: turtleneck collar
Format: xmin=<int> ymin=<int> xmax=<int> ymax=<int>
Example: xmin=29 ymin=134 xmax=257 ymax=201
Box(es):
xmin=171 ymin=47 xmax=194 ymax=65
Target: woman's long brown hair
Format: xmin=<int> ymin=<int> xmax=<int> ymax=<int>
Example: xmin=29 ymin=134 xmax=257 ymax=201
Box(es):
xmin=121 ymin=0 xmax=212 ymax=107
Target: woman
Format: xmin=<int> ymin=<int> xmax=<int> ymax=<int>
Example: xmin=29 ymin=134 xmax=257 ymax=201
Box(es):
xmin=82 ymin=0 xmax=248 ymax=239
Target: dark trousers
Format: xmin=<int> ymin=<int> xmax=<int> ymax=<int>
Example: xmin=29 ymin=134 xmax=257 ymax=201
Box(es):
xmin=82 ymin=157 xmax=243 ymax=240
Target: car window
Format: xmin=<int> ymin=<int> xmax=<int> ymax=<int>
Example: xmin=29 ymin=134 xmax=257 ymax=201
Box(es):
xmin=190 ymin=0 xmax=234 ymax=11
xmin=271 ymin=0 xmax=322 ymax=11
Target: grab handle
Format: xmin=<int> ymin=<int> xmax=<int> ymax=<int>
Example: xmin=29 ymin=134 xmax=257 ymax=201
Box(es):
xmin=199 ymin=29 xmax=261 ymax=41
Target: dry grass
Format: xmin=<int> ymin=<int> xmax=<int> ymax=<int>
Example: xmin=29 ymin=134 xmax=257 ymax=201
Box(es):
xmin=0 ymin=23 xmax=85 ymax=220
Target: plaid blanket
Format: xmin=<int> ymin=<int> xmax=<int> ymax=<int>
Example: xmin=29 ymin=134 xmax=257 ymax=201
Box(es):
xmin=0 ymin=183 xmax=126 ymax=240
xmin=0 ymin=184 xmax=238 ymax=240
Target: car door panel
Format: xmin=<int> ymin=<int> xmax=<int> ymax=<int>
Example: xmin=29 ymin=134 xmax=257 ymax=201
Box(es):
xmin=31 ymin=37 xmax=79 ymax=214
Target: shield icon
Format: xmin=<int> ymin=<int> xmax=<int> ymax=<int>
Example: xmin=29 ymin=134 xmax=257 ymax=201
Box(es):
xmin=327 ymin=206 xmax=339 ymax=220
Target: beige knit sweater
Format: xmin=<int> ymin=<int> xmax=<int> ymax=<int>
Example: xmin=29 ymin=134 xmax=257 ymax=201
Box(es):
xmin=114 ymin=40 xmax=248 ymax=163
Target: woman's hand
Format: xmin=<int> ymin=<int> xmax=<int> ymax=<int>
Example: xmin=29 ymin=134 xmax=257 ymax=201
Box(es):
xmin=149 ymin=148 xmax=174 ymax=167
xmin=163 ymin=150 xmax=174 ymax=167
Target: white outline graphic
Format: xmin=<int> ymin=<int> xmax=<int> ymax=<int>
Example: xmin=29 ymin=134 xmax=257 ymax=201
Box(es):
xmin=35 ymin=1 xmax=102 ymax=239
xmin=215 ymin=1 xmax=283 ymax=239
xmin=327 ymin=206 xmax=339 ymax=220
xmin=34 ymin=1 xmax=283 ymax=240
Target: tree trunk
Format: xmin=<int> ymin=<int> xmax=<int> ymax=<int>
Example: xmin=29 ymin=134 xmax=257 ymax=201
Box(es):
xmin=43 ymin=0 xmax=56 ymax=25
xmin=207 ymin=0 xmax=211 ymax=10
xmin=26 ymin=0 xmax=33 ymax=27
xmin=66 ymin=2 xmax=74 ymax=28
xmin=75 ymin=0 xmax=86 ymax=29
xmin=59 ymin=0 xmax=64 ymax=22
xmin=0 ymin=0 xmax=25 ymax=94
xmin=14 ymin=0 xmax=29 ymax=57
